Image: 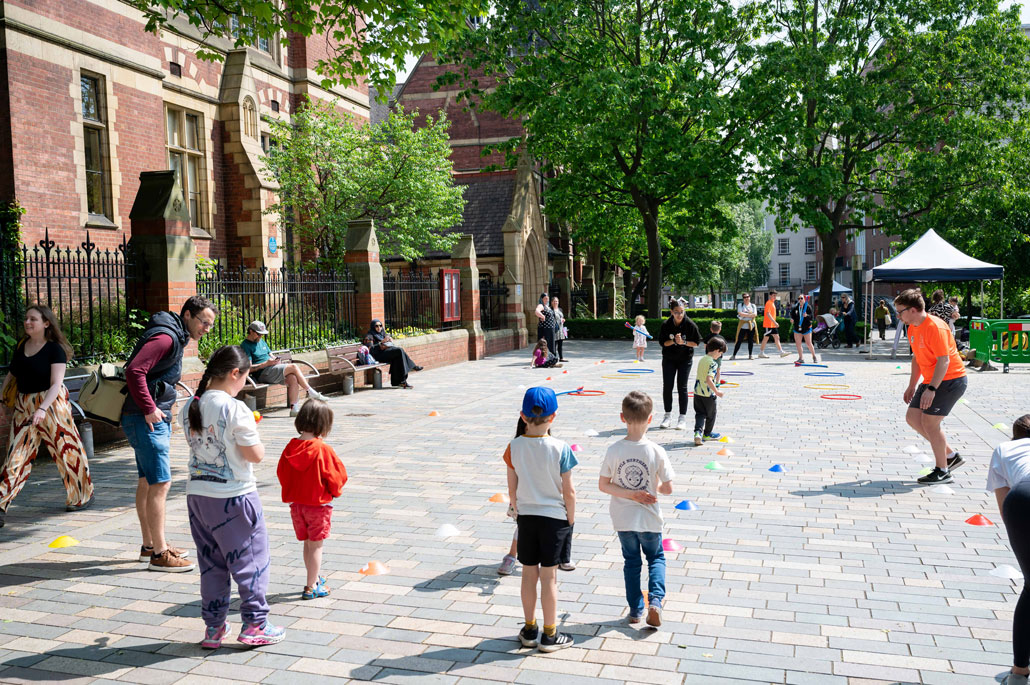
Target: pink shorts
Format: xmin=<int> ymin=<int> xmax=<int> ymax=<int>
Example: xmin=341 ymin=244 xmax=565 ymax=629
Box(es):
xmin=290 ymin=503 xmax=333 ymax=541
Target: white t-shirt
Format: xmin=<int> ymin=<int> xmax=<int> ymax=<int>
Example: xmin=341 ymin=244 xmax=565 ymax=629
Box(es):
xmin=986 ymin=438 xmax=1030 ymax=492
xmin=600 ymin=438 xmax=675 ymax=532
xmin=503 ymin=435 xmax=577 ymax=521
xmin=737 ymin=302 xmax=757 ymax=330
xmin=180 ymin=390 xmax=261 ymax=498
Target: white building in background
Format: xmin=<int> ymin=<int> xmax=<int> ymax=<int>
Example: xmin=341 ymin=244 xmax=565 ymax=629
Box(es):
xmin=754 ymin=212 xmax=822 ymax=304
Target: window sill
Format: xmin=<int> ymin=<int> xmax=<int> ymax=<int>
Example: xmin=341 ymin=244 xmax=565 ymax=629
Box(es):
xmin=190 ymin=227 xmax=213 ymax=240
xmin=84 ymin=215 xmax=118 ymax=230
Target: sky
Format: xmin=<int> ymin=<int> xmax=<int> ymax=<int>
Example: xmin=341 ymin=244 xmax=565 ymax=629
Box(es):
xmin=395 ymin=1 xmax=1030 ymax=83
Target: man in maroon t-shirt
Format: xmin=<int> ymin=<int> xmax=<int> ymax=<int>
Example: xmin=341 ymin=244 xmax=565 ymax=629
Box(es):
xmin=122 ymin=296 xmax=216 ymax=572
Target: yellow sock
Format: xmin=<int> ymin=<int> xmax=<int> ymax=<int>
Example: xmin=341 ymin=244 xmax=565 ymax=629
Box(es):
xmin=525 ymin=619 xmax=536 ymax=629
xmin=543 ymin=624 xmax=556 ymax=637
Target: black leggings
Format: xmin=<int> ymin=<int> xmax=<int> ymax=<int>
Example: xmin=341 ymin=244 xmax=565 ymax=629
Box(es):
xmin=732 ymin=328 xmax=755 ymax=357
xmin=661 ymin=354 xmax=693 ymax=415
xmin=556 ymin=339 xmax=564 ymax=360
xmin=1004 ymin=482 xmax=1030 ymax=668
xmin=537 ymin=325 xmax=556 ymax=356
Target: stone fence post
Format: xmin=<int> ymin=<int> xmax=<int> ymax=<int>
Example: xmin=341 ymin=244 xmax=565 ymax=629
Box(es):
xmin=581 ymin=265 xmax=597 ymax=318
xmin=344 ymin=219 xmax=384 ymax=326
xmin=452 ymin=235 xmax=485 ymax=360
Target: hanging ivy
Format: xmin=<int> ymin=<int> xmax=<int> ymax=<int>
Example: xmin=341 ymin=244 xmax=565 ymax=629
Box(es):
xmin=0 ymin=201 xmax=25 ymax=362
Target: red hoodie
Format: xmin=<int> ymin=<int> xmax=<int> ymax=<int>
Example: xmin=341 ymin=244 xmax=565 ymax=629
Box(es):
xmin=277 ymin=438 xmax=348 ymax=506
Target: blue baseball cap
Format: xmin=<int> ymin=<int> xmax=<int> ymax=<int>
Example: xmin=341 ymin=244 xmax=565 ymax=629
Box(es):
xmin=522 ymin=386 xmax=558 ymax=418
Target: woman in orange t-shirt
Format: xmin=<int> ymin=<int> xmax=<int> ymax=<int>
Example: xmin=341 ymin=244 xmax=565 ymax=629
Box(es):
xmin=895 ymin=288 xmax=967 ymax=486
xmin=758 ymin=292 xmax=789 ymax=358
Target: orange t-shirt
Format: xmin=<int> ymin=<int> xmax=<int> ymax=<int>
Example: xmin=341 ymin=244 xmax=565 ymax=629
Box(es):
xmin=908 ymin=314 xmax=966 ymax=382
xmin=763 ymin=300 xmax=778 ymax=329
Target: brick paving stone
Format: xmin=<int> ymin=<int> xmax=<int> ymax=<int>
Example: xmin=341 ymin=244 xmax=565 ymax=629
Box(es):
xmin=0 ymin=341 xmax=1027 ymax=683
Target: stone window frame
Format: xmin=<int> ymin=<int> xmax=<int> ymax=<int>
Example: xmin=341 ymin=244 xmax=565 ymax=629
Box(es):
xmin=165 ymin=103 xmax=209 ymax=235
xmin=778 ymin=262 xmax=791 ymax=286
xmin=805 ymin=261 xmax=817 ymax=281
xmin=778 ymin=237 xmax=790 ymax=255
xmin=805 ymin=236 xmax=816 ymax=254
xmin=79 ymin=70 xmax=116 ymax=228
xmin=242 ymin=97 xmax=258 ymax=139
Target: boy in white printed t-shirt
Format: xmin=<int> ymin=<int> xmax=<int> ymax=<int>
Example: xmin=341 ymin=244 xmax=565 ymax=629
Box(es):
xmin=503 ymin=386 xmax=577 ymax=652
xmin=599 ymin=391 xmax=675 ymax=628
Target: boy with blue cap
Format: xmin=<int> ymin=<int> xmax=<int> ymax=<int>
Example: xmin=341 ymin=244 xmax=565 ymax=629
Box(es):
xmin=503 ymin=386 xmax=577 ymax=652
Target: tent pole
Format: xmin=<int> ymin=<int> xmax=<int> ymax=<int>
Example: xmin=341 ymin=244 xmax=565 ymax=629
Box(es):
xmin=1001 ymin=279 xmax=1004 ymax=319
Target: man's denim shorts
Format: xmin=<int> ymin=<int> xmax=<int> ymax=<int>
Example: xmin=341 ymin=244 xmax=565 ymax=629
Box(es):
xmin=121 ymin=413 xmax=172 ymax=484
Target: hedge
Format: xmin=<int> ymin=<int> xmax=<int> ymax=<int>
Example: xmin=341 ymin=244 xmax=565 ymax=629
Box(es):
xmin=565 ymin=316 xmax=870 ymax=342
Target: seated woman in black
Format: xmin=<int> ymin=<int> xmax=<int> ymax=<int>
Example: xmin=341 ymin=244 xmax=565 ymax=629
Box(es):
xmin=367 ymin=319 xmax=423 ymax=389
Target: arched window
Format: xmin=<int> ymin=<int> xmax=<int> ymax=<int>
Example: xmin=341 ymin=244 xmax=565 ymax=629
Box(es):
xmin=242 ymin=97 xmax=257 ymax=139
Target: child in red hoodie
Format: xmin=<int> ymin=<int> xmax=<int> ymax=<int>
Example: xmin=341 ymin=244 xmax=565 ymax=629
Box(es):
xmin=276 ymin=399 xmax=347 ymax=599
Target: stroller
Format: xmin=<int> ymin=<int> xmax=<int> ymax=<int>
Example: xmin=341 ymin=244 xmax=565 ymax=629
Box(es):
xmin=813 ymin=313 xmax=841 ymax=349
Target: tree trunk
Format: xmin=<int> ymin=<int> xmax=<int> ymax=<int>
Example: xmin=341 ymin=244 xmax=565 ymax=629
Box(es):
xmin=632 ymin=194 xmax=664 ymax=318
xmin=817 ymin=228 xmax=842 ymax=314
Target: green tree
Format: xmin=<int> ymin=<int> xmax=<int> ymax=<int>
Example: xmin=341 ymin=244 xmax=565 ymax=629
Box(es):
xmin=130 ymin=0 xmax=487 ymax=91
xmin=750 ymin=0 xmax=1030 ymax=313
xmin=263 ymin=99 xmax=466 ymax=262
xmin=439 ymin=0 xmax=766 ymax=316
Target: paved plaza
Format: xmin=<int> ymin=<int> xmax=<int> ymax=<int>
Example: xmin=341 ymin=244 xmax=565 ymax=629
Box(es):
xmin=0 ymin=339 xmax=1027 ymax=684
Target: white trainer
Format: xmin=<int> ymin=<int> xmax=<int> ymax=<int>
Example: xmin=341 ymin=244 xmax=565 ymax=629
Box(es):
xmin=659 ymin=413 xmax=672 ymax=429
xmin=675 ymin=415 xmax=688 ymax=431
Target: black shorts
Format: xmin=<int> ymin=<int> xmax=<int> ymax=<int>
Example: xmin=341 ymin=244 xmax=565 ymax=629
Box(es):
xmin=762 ymin=327 xmax=779 ymax=339
xmin=909 ymin=376 xmax=967 ymax=416
xmin=516 ymin=515 xmax=572 ymax=567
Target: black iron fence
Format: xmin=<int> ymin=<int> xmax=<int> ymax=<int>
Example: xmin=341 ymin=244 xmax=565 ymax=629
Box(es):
xmin=479 ymin=275 xmax=509 ymax=331
xmin=0 ymin=228 xmax=147 ymax=366
xmin=596 ymin=290 xmax=611 ymax=318
xmin=383 ymin=268 xmax=460 ymax=333
xmin=195 ymin=262 xmax=359 ymax=357
xmin=571 ymin=288 xmax=592 ymax=317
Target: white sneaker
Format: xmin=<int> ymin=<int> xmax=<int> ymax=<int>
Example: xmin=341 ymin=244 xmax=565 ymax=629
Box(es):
xmin=659 ymin=413 xmax=672 ymax=429
xmin=290 ymin=402 xmax=303 ymax=417
xmin=780 ymin=351 xmax=792 ymax=358
xmin=308 ymin=389 xmax=326 ymax=401
xmin=758 ymin=353 xmax=769 ymax=359
xmin=675 ymin=415 xmax=687 ymax=431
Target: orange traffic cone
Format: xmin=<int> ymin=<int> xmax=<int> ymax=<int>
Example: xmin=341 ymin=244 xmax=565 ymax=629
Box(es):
xmin=359 ymin=561 xmax=390 ymax=576
xmin=717 ymin=448 xmax=734 ymax=457
xmin=966 ymin=514 xmax=994 ymax=526
xmin=428 ymin=411 xmax=439 ymax=416
xmin=489 ymin=492 xmax=510 ymax=503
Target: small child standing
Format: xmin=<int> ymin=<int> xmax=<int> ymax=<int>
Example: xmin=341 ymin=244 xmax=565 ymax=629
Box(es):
xmin=693 ymin=337 xmax=726 ymax=445
xmin=599 ymin=391 xmax=675 ymax=627
xmin=277 ymin=399 xmax=348 ymax=600
xmin=180 ymin=345 xmax=285 ymax=649
xmin=632 ymin=315 xmax=649 ymax=362
xmin=505 ymin=387 xmax=576 ymax=651
xmin=531 ymin=338 xmax=560 ymax=368
xmin=358 ymin=336 xmax=376 ymax=365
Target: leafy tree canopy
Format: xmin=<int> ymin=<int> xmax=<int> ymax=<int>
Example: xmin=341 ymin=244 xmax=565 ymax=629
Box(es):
xmin=439 ymin=0 xmax=766 ymax=316
xmin=130 ymin=0 xmax=487 ymax=91
xmin=751 ymin=0 xmax=1030 ymax=312
xmin=263 ymin=99 xmax=466 ymax=262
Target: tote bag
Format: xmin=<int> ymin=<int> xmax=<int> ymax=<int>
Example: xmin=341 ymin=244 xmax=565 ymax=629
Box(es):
xmin=77 ymin=363 xmax=129 ymax=426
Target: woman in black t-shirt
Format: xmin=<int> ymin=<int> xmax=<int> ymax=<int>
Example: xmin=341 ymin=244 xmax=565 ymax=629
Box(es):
xmin=657 ymin=302 xmax=701 ymax=430
xmin=0 ymin=305 xmax=93 ymax=528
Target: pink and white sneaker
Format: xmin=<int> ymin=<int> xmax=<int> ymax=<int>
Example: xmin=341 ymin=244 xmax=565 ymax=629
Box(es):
xmin=200 ymin=622 xmax=232 ymax=649
xmin=238 ymin=621 xmax=286 ymax=646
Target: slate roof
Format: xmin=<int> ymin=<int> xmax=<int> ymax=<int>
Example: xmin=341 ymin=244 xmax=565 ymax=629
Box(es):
xmin=422 ymin=176 xmax=515 ymax=259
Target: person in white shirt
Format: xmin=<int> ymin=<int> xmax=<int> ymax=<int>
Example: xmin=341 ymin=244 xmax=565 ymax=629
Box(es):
xmin=599 ymin=391 xmax=675 ymax=628
xmin=986 ymin=414 xmax=1030 ymax=685
xmin=731 ymin=293 xmax=758 ymax=360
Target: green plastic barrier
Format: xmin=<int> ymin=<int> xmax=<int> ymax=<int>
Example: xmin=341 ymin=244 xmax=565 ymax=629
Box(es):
xmin=969 ymin=319 xmax=1030 ymax=373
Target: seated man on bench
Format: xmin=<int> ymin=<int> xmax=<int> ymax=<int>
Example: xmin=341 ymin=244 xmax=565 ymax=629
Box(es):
xmin=241 ymin=321 xmax=326 ymax=416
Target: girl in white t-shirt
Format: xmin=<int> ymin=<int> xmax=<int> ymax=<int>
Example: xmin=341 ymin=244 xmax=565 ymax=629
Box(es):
xmin=986 ymin=414 xmax=1030 ymax=685
xmin=632 ymin=315 xmax=649 ymax=362
xmin=180 ymin=345 xmax=285 ymax=650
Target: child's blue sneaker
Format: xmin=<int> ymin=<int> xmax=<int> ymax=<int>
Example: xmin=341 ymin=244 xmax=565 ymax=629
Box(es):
xmin=703 ymin=433 xmax=721 ymax=441
xmin=302 ymin=578 xmax=330 ymax=600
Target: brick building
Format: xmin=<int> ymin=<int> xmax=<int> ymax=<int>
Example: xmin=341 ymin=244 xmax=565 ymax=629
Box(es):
xmin=0 ymin=0 xmax=369 ymax=266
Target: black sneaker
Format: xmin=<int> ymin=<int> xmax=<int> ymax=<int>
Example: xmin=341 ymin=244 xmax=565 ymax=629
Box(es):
xmin=947 ymin=453 xmax=965 ymax=471
xmin=66 ymin=494 xmax=95 ymax=512
xmin=538 ymin=630 xmax=574 ymax=652
xmin=917 ymin=467 xmax=953 ymax=484
xmin=518 ymin=624 xmax=539 ymax=648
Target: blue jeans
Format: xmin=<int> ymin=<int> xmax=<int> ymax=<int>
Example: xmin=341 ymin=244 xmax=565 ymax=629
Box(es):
xmin=618 ymin=531 xmax=666 ymax=615
xmin=121 ymin=413 xmax=172 ymax=485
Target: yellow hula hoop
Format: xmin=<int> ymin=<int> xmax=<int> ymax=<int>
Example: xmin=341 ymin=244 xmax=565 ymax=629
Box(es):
xmin=804 ymin=383 xmax=850 ymax=390
xmin=720 ymin=381 xmax=740 ymax=388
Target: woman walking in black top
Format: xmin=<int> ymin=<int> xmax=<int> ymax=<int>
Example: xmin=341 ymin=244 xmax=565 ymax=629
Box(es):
xmin=658 ymin=302 xmax=701 ymax=431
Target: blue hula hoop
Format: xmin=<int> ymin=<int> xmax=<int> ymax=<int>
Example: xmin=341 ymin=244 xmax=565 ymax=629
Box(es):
xmin=720 ymin=371 xmax=754 ymax=377
xmin=805 ymin=371 xmax=844 ymax=377
xmin=616 ymin=368 xmax=655 ymax=374
xmin=796 ymin=363 xmax=829 ymax=368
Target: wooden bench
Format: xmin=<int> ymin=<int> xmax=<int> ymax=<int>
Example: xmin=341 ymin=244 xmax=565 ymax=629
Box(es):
xmin=325 ymin=343 xmax=390 ymax=393
xmin=64 ymin=371 xmax=194 ymax=423
xmin=242 ymin=350 xmax=320 ymax=406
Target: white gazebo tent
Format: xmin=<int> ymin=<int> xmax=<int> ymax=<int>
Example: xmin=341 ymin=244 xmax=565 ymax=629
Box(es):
xmin=863 ymin=229 xmax=1004 ymax=357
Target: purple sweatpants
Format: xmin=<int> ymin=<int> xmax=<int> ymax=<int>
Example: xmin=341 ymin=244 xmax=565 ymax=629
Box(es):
xmin=187 ymin=491 xmax=270 ymax=628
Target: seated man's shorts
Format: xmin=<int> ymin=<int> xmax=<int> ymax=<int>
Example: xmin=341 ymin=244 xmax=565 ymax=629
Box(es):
xmin=290 ymin=503 xmax=333 ymax=541
xmin=516 ymin=514 xmax=572 ymax=567
xmin=257 ymin=363 xmax=288 ymax=385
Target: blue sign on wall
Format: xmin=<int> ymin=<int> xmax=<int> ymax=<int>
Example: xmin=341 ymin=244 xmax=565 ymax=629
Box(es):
xmin=268 ymin=236 xmax=278 ymax=254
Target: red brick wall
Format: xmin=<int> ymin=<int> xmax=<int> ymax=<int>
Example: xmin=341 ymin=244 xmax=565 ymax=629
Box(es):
xmin=6 ymin=0 xmax=162 ymax=59
xmin=110 ymin=82 xmax=166 ymax=237
xmin=0 ymin=49 xmax=15 ymax=201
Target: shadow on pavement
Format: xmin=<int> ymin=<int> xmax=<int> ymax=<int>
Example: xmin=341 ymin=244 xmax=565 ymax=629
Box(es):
xmin=0 ymin=637 xmax=186 ymax=681
xmin=412 ymin=563 xmax=503 ymax=597
xmin=790 ymin=479 xmax=919 ymax=498
xmin=0 ymin=557 xmax=142 ymax=587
